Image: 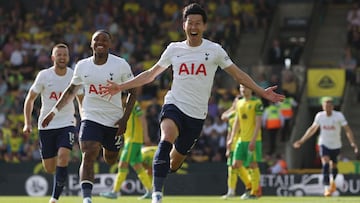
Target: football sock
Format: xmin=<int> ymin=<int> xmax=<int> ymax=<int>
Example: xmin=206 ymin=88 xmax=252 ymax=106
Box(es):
xmin=322 ymin=163 xmax=330 ymax=185
xmin=113 ymin=168 xmax=128 ymax=192
xmin=250 ymin=168 xmax=260 ymax=195
xmin=136 ymin=167 xmax=152 ymax=191
xmin=238 ymin=166 xmax=251 ymax=189
xmin=153 ymin=141 xmax=172 ymax=192
xmin=81 ymin=180 xmax=93 ymax=198
xmin=228 ymin=167 xmax=238 ymax=191
xmin=332 ymin=168 xmax=338 ymax=181
xmin=52 ymin=166 xmax=67 ymax=200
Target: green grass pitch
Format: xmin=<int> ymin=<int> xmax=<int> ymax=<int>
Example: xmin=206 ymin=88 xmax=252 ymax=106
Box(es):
xmin=1 ymin=196 xmax=360 ymax=203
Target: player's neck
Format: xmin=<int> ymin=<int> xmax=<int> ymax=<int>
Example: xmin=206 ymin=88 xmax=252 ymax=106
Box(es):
xmin=186 ymin=38 xmax=203 ymax=47
xmin=54 ymin=66 xmax=67 ymax=76
xmin=326 ymin=111 xmax=332 ymax=116
xmin=93 ymin=53 xmax=109 ymax=65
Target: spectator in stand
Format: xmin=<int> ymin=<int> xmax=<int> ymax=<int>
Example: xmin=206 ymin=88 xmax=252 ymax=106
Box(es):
xmin=0 ymin=130 xmax=7 ymax=161
xmin=262 ymin=101 xmax=284 ymax=155
xmin=256 ymin=0 xmax=272 ymax=30
xmin=346 ymin=2 xmax=360 ymax=31
xmin=4 ymin=128 xmax=23 ymax=163
xmin=240 ymin=0 xmax=258 ymax=32
xmin=339 ymin=46 xmax=357 ymax=85
xmin=279 ymin=90 xmax=297 ymax=142
xmin=216 ymin=0 xmax=231 ymax=18
xmin=268 ymin=153 xmax=288 ymax=174
xmin=281 ymin=70 xmax=298 ymax=99
xmin=268 ymin=38 xmax=284 ymax=66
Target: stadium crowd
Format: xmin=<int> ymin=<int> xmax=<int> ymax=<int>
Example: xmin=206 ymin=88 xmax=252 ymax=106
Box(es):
xmin=0 ymin=0 xmax=287 ymax=169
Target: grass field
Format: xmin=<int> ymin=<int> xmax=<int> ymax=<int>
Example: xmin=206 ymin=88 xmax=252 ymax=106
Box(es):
xmin=1 ymin=196 xmax=360 ymax=203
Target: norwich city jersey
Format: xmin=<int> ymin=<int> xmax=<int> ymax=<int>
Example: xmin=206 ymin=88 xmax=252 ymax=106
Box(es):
xmin=124 ymin=102 xmax=144 ymax=144
xmin=235 ymin=96 xmax=263 ymax=142
xmin=228 ymin=110 xmax=240 ymax=151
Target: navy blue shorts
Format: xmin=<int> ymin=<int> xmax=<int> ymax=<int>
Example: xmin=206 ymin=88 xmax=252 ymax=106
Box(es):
xmin=319 ymin=145 xmax=340 ymax=163
xmin=79 ymin=120 xmax=122 ymax=152
xmin=160 ymin=104 xmax=205 ymax=155
xmin=39 ymin=126 xmax=76 ymax=159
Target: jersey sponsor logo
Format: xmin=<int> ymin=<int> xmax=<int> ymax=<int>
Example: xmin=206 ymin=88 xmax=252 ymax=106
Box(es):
xmin=88 ymin=84 xmax=108 ymax=95
xmin=178 ymin=63 xmax=207 ymax=76
xmin=49 ymin=91 xmax=62 ymax=100
xmin=322 ymin=125 xmax=336 ymax=130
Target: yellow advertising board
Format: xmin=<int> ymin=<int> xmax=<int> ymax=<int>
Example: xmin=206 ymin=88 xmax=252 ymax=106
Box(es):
xmin=307 ymin=68 xmax=345 ymax=106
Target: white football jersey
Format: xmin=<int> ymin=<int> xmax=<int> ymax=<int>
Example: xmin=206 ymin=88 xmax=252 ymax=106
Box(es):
xmin=314 ymin=110 xmax=348 ymax=149
xmin=71 ymin=54 xmax=134 ymax=127
xmin=30 ymin=67 xmax=77 ymax=130
xmin=156 ymin=39 xmax=233 ymax=119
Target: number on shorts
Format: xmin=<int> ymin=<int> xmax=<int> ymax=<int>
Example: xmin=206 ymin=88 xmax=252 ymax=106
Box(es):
xmin=68 ymin=132 xmax=75 ymax=145
xmin=114 ymin=135 xmax=124 ymax=148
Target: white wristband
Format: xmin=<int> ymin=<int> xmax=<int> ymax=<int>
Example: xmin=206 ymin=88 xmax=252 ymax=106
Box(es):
xmin=51 ymin=107 xmax=59 ymax=115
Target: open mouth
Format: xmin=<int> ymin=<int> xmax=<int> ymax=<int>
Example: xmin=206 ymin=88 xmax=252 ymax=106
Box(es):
xmin=96 ymin=45 xmax=106 ymax=51
xmin=190 ymin=31 xmax=198 ymax=36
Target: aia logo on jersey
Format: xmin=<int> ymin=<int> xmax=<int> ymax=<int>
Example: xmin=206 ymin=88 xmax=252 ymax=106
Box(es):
xmin=323 ymin=125 xmax=335 ymax=130
xmin=88 ymin=84 xmax=108 ymax=95
xmin=178 ymin=63 xmax=207 ymax=76
xmin=49 ymin=92 xmax=62 ymax=100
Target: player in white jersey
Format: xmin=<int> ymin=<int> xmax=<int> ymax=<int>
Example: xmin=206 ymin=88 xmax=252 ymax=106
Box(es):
xmin=101 ymin=3 xmax=284 ymax=203
xmin=41 ymin=30 xmax=137 ymax=203
xmin=293 ymin=96 xmax=358 ymax=197
xmin=23 ymin=43 xmax=83 ymax=203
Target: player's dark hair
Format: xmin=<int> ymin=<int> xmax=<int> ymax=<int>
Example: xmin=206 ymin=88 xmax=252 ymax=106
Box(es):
xmin=183 ymin=3 xmax=207 ymax=23
xmin=54 ymin=43 xmax=68 ymax=49
xmin=93 ymin=29 xmax=112 ymax=40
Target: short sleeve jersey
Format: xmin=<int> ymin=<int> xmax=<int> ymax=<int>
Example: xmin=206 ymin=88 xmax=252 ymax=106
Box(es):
xmin=71 ymin=54 xmax=134 ymax=127
xmin=156 ymin=39 xmax=233 ymax=119
xmin=314 ymin=110 xmax=348 ymax=149
xmin=235 ymin=96 xmax=263 ymax=142
xmin=30 ymin=67 xmax=77 ymax=130
xmin=124 ymin=101 xmax=144 ymax=143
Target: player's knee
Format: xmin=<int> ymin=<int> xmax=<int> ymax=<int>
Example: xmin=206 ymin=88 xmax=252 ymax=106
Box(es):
xmin=169 ymin=161 xmax=183 ymax=173
xmin=103 ymin=152 xmax=118 ymax=165
xmin=43 ymin=165 xmax=56 ymax=174
xmin=104 ymin=156 xmax=117 ymax=165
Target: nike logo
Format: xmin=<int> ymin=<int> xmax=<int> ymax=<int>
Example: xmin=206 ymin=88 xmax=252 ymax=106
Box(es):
xmin=84 ymin=75 xmax=89 ymax=78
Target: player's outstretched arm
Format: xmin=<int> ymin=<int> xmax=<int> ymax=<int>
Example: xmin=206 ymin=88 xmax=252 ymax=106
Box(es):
xmin=343 ymin=125 xmax=358 ymax=154
xmin=23 ymin=90 xmax=39 ymax=136
xmin=224 ymin=64 xmax=285 ymax=102
xmin=293 ymin=124 xmax=319 ymax=148
xmin=41 ymin=84 xmax=82 ymax=127
xmin=102 ymin=64 xmax=167 ymax=97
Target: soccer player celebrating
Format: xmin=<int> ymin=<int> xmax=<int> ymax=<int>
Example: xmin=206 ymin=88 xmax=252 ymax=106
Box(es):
xmin=293 ymin=96 xmax=358 ymax=197
xmin=101 ymin=3 xmax=284 ymax=203
xmin=23 ymin=43 xmax=83 ymax=203
xmin=41 ymin=30 xmax=137 ymax=203
xmin=100 ymin=101 xmax=153 ymax=199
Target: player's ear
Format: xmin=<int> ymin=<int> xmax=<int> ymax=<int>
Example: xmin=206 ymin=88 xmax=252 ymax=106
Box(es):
xmin=51 ymin=54 xmax=55 ymax=62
